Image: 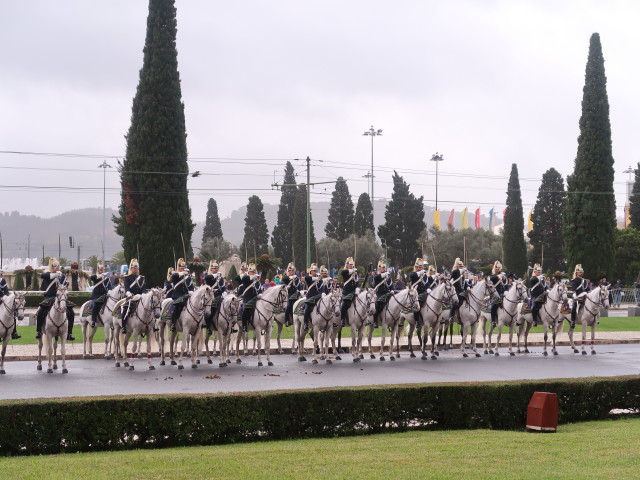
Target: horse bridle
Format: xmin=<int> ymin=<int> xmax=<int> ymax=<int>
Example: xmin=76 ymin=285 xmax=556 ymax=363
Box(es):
xmin=582 ymin=288 xmax=608 ymax=320
xmin=220 ymin=296 xmax=240 ymax=325
xmin=424 ymin=281 xmax=457 ymax=316
xmin=315 ymin=291 xmax=341 ymax=324
xmin=0 ymin=294 xmax=25 ymax=331
xmin=183 ymin=287 xmax=213 ymax=326
xmin=132 ymin=290 xmax=162 ymax=327
xmin=351 ymin=290 xmax=375 ymax=324
xmin=46 ymin=289 xmax=69 ymax=332
xmin=464 ymin=282 xmax=497 ymax=318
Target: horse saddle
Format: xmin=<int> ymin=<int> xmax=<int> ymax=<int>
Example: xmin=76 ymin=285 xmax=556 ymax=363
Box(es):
xmin=521 ymin=299 xmax=533 ymax=314
xmin=294 ymin=302 xmax=307 ymax=316
xmin=560 ymin=301 xmax=572 ymax=315
xmin=161 ymin=302 xmax=175 ymax=322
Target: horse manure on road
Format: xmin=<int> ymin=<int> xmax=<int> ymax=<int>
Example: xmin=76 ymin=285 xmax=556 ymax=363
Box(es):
xmin=204 ymin=375 xmax=221 ymax=379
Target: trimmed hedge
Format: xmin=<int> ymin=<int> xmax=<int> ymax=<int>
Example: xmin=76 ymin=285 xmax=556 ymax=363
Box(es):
xmin=0 ymin=376 xmax=639 ymax=456
xmin=23 ymin=292 xmax=92 ymax=308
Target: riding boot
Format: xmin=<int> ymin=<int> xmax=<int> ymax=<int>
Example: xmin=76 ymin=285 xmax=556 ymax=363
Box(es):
xmin=170 ymin=303 xmax=182 ymax=333
xmin=490 ymin=307 xmax=498 ymax=328
xmin=67 ymin=309 xmax=76 ymax=341
xmin=35 ymin=306 xmax=46 ymax=339
xmin=205 ymin=313 xmax=213 ymax=336
xmin=303 ymin=304 xmax=312 ymax=330
xmin=532 ymin=309 xmax=539 ymax=328
xmin=340 ymin=300 xmax=350 ymax=328
xmin=413 ymin=311 xmax=421 ymax=328
xmin=285 ymin=301 xmax=294 ymax=327
xmin=570 ymin=308 xmax=576 ymax=329
xmin=373 ymin=312 xmax=379 ymax=328
xmin=90 ymin=303 xmax=100 ymax=328
xmin=11 ymin=320 xmax=21 ymax=340
xmin=241 ymin=307 xmax=252 ymax=332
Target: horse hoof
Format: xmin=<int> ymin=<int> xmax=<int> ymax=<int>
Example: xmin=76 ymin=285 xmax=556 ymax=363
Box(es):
xmin=160 ymin=361 xmax=165 ymax=366
xmin=380 ymin=357 xmax=385 ymax=362
xmin=0 ymin=370 xmax=5 ymax=375
xmin=196 ymin=360 xmax=201 ymax=365
xmin=488 ymin=350 xmax=494 ymax=355
xmin=510 ymin=352 xmax=515 ymax=357
xmin=170 ymin=361 xmax=177 ymax=366
xmin=370 ymin=355 xmax=376 ymax=359
xmin=53 ymin=365 xmax=58 ymax=370
xmin=253 ymin=352 xmax=257 ymax=357
xmin=320 ymin=356 xmax=325 ymax=361
xmin=326 ymin=359 xmax=332 ymax=365
xmin=353 ymin=358 xmax=360 ymax=363
xmin=236 ymin=359 xmax=242 ymax=364
xmin=191 ymin=364 xmax=198 ymax=369
xmin=554 ymin=351 xmax=559 ymax=356
xmin=495 ymin=352 xmax=500 ymax=357
xmin=359 ymin=354 xmax=364 ymax=360
xmin=227 ymin=359 xmax=231 ymax=364
xmin=219 ymin=363 xmax=227 ymax=368
xmin=312 ymin=359 xmax=318 ymax=365
xmin=390 ymin=356 xmax=395 ymax=362
xmin=268 ymin=361 xmax=274 ymax=366
xmin=115 ymin=362 xmax=120 ymax=368
xmin=591 ymin=351 xmax=597 ymax=355
xmin=410 ymin=353 xmax=416 ymax=358
xmin=258 ymin=362 xmax=263 ymax=367
xmin=149 ymin=366 xmax=155 ymax=371
xmin=421 ymin=355 xmax=428 ymax=360
xmin=573 ymin=349 xmax=579 ymax=354
xmin=178 ymin=365 xmax=184 ymax=370
xmin=475 ymin=353 xmax=481 ymax=358
xmin=62 ymin=368 xmax=68 ymax=374
xmin=524 ymin=349 xmax=530 ymax=354
xmin=244 ymin=353 xmax=249 ymax=357
xmin=435 ymin=351 xmax=440 ymax=357
xmin=130 ymin=365 xmax=135 ymax=371
xmin=431 ymin=355 xmax=437 ymax=360
xmin=207 ymin=359 xmax=213 ymax=364
xmin=124 ymin=362 xmax=129 ymax=368
xmin=335 ymin=356 xmax=342 ymax=361
xmin=463 ymin=353 xmax=469 ymax=358
xmin=581 ymin=351 xmax=587 ymax=355
xmin=47 ymin=369 xmax=53 ymax=374
xmin=298 ymin=357 xmax=306 ymax=362
xmin=543 ymin=351 xmax=548 ymax=356
xmin=37 ymin=365 xmax=42 ymax=371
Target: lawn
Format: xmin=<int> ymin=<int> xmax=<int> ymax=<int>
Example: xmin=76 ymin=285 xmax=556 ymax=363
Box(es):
xmin=1 ymin=417 xmax=638 ymax=479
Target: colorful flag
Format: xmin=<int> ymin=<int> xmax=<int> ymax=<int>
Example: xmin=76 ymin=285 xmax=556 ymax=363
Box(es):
xmin=488 ymin=207 xmax=494 ymax=231
xmin=434 ymin=210 xmax=441 ymax=230
xmin=448 ymin=209 xmax=455 ymax=232
xmin=475 ymin=208 xmax=480 ymax=229
xmin=461 ymin=208 xmax=468 ymax=229
xmin=527 ymin=210 xmax=533 ymax=232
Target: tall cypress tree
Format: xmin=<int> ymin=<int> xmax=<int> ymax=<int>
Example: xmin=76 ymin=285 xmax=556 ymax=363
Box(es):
xmin=240 ymin=196 xmax=269 ymax=257
xmin=292 ymin=185 xmax=316 ymax=268
xmin=628 ymin=164 xmax=640 ymax=228
xmin=377 ymin=171 xmax=426 ymax=266
xmin=528 ymin=168 xmax=566 ymax=272
xmin=503 ymin=163 xmax=528 ymax=276
xmin=113 ymin=0 xmax=192 ymax=286
xmin=202 ymin=198 xmax=223 ymax=245
xmin=325 ymin=177 xmax=355 ymax=241
xmin=271 ymin=162 xmax=297 ymax=266
xmin=354 ymin=192 xmax=374 ymax=236
xmin=564 ymin=33 xmax=616 ymax=278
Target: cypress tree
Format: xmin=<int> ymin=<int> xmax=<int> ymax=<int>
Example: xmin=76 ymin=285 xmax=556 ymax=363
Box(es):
xmin=628 ymin=164 xmax=640 ymax=228
xmin=271 ymin=162 xmax=297 ymax=266
xmin=354 ymin=192 xmax=374 ymax=236
xmin=325 ymin=177 xmax=355 ymax=241
xmin=528 ymin=168 xmax=566 ymax=272
xmin=564 ymin=33 xmax=616 ymax=278
xmin=377 ymin=171 xmax=426 ymax=266
xmin=113 ymin=0 xmax=193 ymax=286
xmin=503 ymin=163 xmax=528 ymax=276
xmin=202 ymin=198 xmax=223 ymax=245
xmin=292 ymin=185 xmax=316 ymax=268
xmin=240 ymin=196 xmax=269 ymax=257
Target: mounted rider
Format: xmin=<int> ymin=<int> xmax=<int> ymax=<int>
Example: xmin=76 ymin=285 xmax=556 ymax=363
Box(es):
xmin=373 ymin=259 xmax=393 ymax=328
xmin=282 ymin=262 xmax=302 ymax=327
xmin=530 ymin=263 xmax=547 ymax=327
xmin=89 ymin=261 xmax=111 ymax=328
xmin=235 ymin=263 xmax=249 ymax=296
xmin=203 ymin=260 xmax=225 ymax=335
xmin=339 ymin=257 xmax=359 ymax=327
xmin=302 ymin=263 xmax=323 ymax=330
xmin=240 ymin=263 xmax=261 ymax=331
xmin=0 ymin=268 xmax=20 ymax=339
xmin=488 ymin=260 xmax=508 ymax=327
xmin=448 ymin=257 xmax=467 ymax=323
xmin=121 ymin=258 xmax=146 ymax=335
xmin=423 ymin=260 xmax=438 ymax=292
xmin=570 ymin=264 xmax=590 ymax=328
xmin=35 ymin=258 xmax=75 ymax=340
xmin=408 ymin=258 xmax=426 ymax=327
xmin=169 ymin=258 xmax=195 ymax=333
xmin=319 ymin=265 xmax=332 ymax=294
xmin=164 ymin=268 xmax=174 ymax=295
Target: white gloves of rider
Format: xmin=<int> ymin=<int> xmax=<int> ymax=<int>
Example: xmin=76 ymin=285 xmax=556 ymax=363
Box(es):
xmin=213 ymin=272 xmax=221 ymax=279
xmin=381 ymin=272 xmax=389 ymax=278
xmin=51 ymin=271 xmax=61 ymax=278
xmin=126 ymin=291 xmax=132 ymax=298
xmin=349 ymin=268 xmax=357 ymax=274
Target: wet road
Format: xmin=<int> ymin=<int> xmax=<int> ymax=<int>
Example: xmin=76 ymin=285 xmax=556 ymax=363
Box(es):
xmin=0 ymin=344 xmax=638 ymax=400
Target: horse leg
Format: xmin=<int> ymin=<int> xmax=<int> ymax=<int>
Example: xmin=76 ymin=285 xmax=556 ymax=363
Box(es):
xmin=470 ymin=321 xmax=480 ymax=357
xmin=367 ymin=324 xmax=375 ymax=359
xmin=495 ymin=322 xmax=503 ymax=356
xmin=590 ymin=322 xmax=597 ymax=355
xmin=234 ymin=331 xmax=243 ymax=364
xmin=37 ymin=336 xmax=44 ymax=371
xmin=276 ymin=322 xmax=283 ymax=355
xmin=408 ymin=322 xmax=416 ymax=358
xmin=460 ymin=322 xmax=468 ymax=357
xmin=0 ymin=340 xmax=6 ymax=374
xmin=312 ymin=326 xmax=320 ymax=364
xmin=190 ymin=329 xmax=199 ymax=369
xmin=350 ymin=324 xmax=358 ymax=361
xmin=394 ymin=323 xmax=401 ymax=359
xmin=507 ymin=322 xmax=515 ymax=356
xmin=379 ymin=320 xmax=387 ymax=361
xmin=552 ymin=321 xmax=558 ymax=355
xmin=581 ymin=322 xmax=587 ymax=355
xmin=256 ymin=320 xmax=264 ymax=367
xmin=147 ymin=331 xmax=155 ymax=370
xmin=265 ymin=322 xmax=274 ymax=366
xmin=46 ymin=334 xmax=54 ymax=373
xmin=81 ymin=321 xmax=88 ymax=359
xmin=177 ymin=327 xmax=187 ymax=369
xmin=60 ymin=335 xmax=68 ymax=373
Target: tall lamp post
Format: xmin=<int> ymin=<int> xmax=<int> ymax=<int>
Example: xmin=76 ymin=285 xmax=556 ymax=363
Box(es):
xmin=430 ymin=152 xmax=444 ymax=210
xmin=98 ymin=160 xmax=112 ymax=260
xmin=363 ymin=125 xmax=382 ymax=226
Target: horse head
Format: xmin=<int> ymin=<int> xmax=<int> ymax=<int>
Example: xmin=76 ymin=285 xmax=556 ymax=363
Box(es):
xmin=54 ymin=286 xmax=69 ymax=314
xmin=480 ymin=280 xmax=499 ymax=303
xmin=442 ymin=280 xmax=459 ymax=306
xmin=151 ymin=288 xmax=164 ymax=319
xmin=598 ymin=286 xmax=610 ymax=308
xmin=365 ymin=288 xmax=376 ymax=315
xmin=513 ymin=279 xmax=529 ymax=303
xmin=13 ymin=292 xmax=26 ymax=320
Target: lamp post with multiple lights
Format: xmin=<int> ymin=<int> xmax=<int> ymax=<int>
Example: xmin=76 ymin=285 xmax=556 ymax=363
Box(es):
xmin=430 ymin=152 xmax=444 ymax=211
xmin=363 ymin=125 xmax=382 ymax=226
xmin=98 ymin=160 xmax=112 ymax=259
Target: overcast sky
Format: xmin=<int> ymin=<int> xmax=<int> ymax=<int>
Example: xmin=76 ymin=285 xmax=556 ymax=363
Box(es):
xmin=1 ymin=0 xmax=638 ymax=227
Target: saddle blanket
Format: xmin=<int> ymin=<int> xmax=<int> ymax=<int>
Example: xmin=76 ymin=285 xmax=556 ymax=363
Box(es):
xmin=80 ymin=301 xmax=105 ymax=318
xmin=161 ymin=301 xmax=175 ymax=322
xmin=294 ymin=302 xmax=307 ymax=316
xmin=112 ymin=298 xmax=128 ymax=320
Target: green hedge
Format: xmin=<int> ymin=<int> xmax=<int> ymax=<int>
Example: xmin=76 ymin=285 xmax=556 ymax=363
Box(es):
xmin=1 ymin=376 xmax=639 ymax=456
xmin=23 ymin=292 xmax=92 ymax=308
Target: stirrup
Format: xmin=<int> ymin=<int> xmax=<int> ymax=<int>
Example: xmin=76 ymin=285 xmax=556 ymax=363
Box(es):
xmin=67 ymin=334 xmax=75 ymax=341
xmin=35 ymin=331 xmax=42 ymax=339
xmin=206 ymin=328 xmax=213 ymax=336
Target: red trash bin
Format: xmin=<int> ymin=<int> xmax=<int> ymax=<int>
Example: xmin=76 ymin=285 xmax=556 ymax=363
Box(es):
xmin=526 ymin=392 xmax=558 ymax=432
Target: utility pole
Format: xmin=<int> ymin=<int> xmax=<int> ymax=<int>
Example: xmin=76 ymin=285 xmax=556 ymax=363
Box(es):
xmin=430 ymin=152 xmax=444 ymax=211
xmin=363 ymin=125 xmax=382 ymax=226
xmin=98 ymin=160 xmax=112 ymax=260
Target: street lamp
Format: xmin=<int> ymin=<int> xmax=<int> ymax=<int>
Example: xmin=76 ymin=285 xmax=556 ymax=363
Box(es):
xmin=98 ymin=160 xmax=112 ymax=260
xmin=363 ymin=125 xmax=382 ymax=226
xmin=430 ymin=152 xmax=444 ymax=211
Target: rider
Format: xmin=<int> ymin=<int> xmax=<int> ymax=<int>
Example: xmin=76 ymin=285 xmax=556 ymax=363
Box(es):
xmin=373 ymin=259 xmax=393 ymax=328
xmin=408 ymin=258 xmax=426 ymax=327
xmin=121 ymin=258 xmax=146 ymax=335
xmin=448 ymin=258 xmax=467 ymax=324
xmin=570 ymin=264 xmax=590 ymax=329
xmin=319 ymin=265 xmax=332 ymax=294
xmin=302 ymin=263 xmax=322 ymax=330
xmin=424 ymin=262 xmax=438 ymax=292
xmin=170 ymin=258 xmax=195 ymax=333
xmin=281 ymin=263 xmax=302 ymax=327
xmin=203 ymin=260 xmax=226 ymax=335
xmin=240 ymin=263 xmax=261 ymax=332
xmin=164 ymin=268 xmax=174 ymax=295
xmin=530 ymin=263 xmax=547 ymax=327
xmin=235 ymin=263 xmax=249 ymax=296
xmin=35 ymin=258 xmax=75 ymax=341
xmin=0 ymin=269 xmax=21 ymax=339
xmin=89 ymin=261 xmax=111 ymax=328
xmin=488 ymin=260 xmax=507 ymax=328
xmin=339 ymin=257 xmax=359 ymax=327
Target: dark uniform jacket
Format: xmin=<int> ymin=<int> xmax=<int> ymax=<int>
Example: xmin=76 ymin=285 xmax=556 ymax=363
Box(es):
xmin=373 ymin=273 xmax=393 ymax=298
xmin=530 ymin=275 xmax=547 ymax=299
xmin=450 ymin=269 xmax=465 ymax=295
xmin=40 ymin=272 xmax=68 ymax=298
xmin=341 ymin=269 xmax=359 ymax=297
xmin=124 ymin=274 xmax=146 ymax=296
xmin=305 ymin=275 xmax=323 ymax=300
xmin=204 ymin=273 xmax=226 ymax=298
xmin=90 ymin=274 xmax=111 ymax=300
xmin=0 ymin=278 xmax=8 ymax=297
xmin=282 ymin=275 xmax=303 ymax=298
xmin=241 ymin=276 xmax=261 ymax=304
xmin=408 ymin=272 xmax=425 ymax=295
xmin=170 ymin=272 xmax=194 ymax=301
xmin=235 ymin=273 xmax=248 ymax=296
xmin=489 ymin=273 xmax=506 ymax=296
xmin=424 ymin=275 xmax=436 ymax=290
xmin=570 ymin=277 xmax=589 ymax=296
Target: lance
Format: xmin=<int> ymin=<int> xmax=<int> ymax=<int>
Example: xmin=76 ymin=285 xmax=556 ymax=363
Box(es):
xmin=0 ymin=231 xmax=3 ymax=270
xmin=137 ymin=243 xmax=140 ymax=265
xmin=172 ymin=247 xmax=177 ymax=270
xmin=430 ymin=244 xmax=438 ymax=272
xmin=353 ymin=233 xmax=357 ymax=266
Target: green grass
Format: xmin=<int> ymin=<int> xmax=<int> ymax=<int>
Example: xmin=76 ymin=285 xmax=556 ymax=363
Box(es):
xmin=1 ymin=417 xmax=639 ymax=479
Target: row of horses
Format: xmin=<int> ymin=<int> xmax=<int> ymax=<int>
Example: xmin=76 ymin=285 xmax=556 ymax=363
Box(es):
xmin=0 ymin=278 xmax=610 ymax=374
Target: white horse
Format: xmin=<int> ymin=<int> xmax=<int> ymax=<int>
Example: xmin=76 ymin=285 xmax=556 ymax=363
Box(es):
xmin=235 ymin=285 xmax=288 ymax=366
xmin=453 ymin=280 xmax=499 ymax=358
xmin=206 ymin=293 xmax=241 ymax=367
xmin=37 ymin=285 xmax=70 ymax=374
xmin=309 ymin=290 xmax=342 ymax=365
xmin=0 ymin=291 xmax=26 ymax=374
xmin=568 ymin=285 xmax=609 ymax=355
xmin=480 ymin=279 xmax=529 ymax=356
xmin=419 ymin=280 xmax=459 ymax=360
xmin=116 ymin=288 xmax=163 ymax=371
xmin=517 ymin=281 xmax=567 ymax=356
xmin=79 ymin=284 xmax=125 ymax=360
xmin=176 ymin=285 xmax=213 ymax=370
xmin=345 ymin=288 xmax=376 ymax=362
xmin=367 ymin=287 xmax=420 ymax=361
